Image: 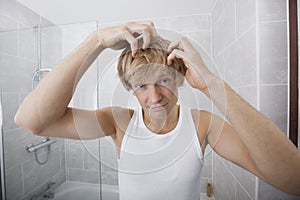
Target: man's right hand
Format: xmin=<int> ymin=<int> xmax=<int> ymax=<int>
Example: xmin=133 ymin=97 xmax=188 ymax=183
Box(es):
xmin=94 ymin=21 xmax=158 ymax=56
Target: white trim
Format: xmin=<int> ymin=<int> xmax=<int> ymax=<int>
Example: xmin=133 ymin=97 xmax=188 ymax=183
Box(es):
xmin=286 ymin=0 xmax=291 ymax=138
xmin=255 ymin=0 xmax=260 ymax=199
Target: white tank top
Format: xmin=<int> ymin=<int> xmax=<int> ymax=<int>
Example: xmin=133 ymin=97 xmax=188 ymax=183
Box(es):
xmin=118 ymin=106 xmax=204 ymax=200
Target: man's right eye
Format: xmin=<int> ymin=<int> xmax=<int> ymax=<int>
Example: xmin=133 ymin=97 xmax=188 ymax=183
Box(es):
xmin=135 ymin=84 xmax=146 ymax=90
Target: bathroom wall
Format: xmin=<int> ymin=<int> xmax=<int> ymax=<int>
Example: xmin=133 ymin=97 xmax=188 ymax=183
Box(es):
xmin=211 ymin=0 xmax=298 ymax=200
xmin=211 ymin=0 xmax=257 ymax=199
xmin=0 ymin=1 xmax=65 ymax=199
xmin=60 ymin=21 xmax=100 ymax=184
xmin=257 ymin=0 xmax=299 ymax=199
xmin=1 ymin=1 xmax=295 ymax=200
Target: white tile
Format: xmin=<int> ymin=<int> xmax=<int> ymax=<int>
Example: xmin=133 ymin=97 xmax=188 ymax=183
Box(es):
xmin=23 ymin=149 xmax=61 ymax=195
xmin=224 ymin=27 xmax=256 ymax=87
xmin=236 ymin=183 xmax=253 ymax=200
xmin=41 ymin=25 xmax=62 ymax=67
xmin=214 ymin=160 xmax=236 ymax=200
xmin=236 ymin=0 xmax=256 ymax=38
xmin=5 ymin=165 xmax=23 ymax=200
xmin=202 ymin=150 xmax=213 ymax=178
xmin=259 ymin=21 xmax=288 ymax=84
xmin=66 ymin=140 xmax=84 ymax=169
xmin=3 ymin=128 xmax=44 ymax=170
xmin=67 ymin=168 xmax=100 ymax=183
xmin=212 ymin=52 xmax=225 ymax=80
xmin=1 ymin=92 xmax=19 ymax=131
xmin=18 ymin=28 xmax=38 ymax=61
xmin=0 ymin=0 xmax=40 ymax=28
xmin=259 ymin=0 xmax=287 ymax=21
xmin=258 ymin=180 xmax=300 ymax=200
xmin=212 ymin=0 xmax=229 ymax=24
xmin=212 ymin=0 xmax=236 ymax=56
xmin=61 ymin=22 xmax=97 ymax=57
xmin=168 ymin=15 xmax=211 ymax=33
xmin=0 ymin=30 xmax=18 ymax=55
xmin=260 ymin=85 xmax=288 ymax=134
xmin=231 ymin=164 xmax=256 ymax=199
xmin=235 ymin=86 xmax=258 ymax=109
xmin=0 ymin=13 xmax=19 ymax=31
xmin=188 ymin=31 xmax=212 ymax=57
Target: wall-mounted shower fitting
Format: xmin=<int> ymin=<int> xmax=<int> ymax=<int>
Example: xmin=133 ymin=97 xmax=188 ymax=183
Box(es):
xmin=32 ymin=68 xmax=52 ymax=90
xmin=26 ymin=137 xmax=56 ymax=165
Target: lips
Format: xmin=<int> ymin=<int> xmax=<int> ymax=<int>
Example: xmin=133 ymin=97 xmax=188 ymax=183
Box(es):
xmin=149 ymin=103 xmax=167 ymax=110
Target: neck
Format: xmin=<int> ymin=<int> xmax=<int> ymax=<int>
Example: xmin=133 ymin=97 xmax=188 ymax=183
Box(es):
xmin=143 ymin=105 xmax=180 ymax=134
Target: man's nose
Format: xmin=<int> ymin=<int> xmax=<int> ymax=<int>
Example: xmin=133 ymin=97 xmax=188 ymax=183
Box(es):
xmin=148 ymin=84 xmax=162 ymax=103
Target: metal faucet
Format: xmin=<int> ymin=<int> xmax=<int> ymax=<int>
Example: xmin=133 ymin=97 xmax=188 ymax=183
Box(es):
xmin=42 ymin=181 xmax=55 ymax=199
xmin=30 ymin=181 xmax=56 ymax=200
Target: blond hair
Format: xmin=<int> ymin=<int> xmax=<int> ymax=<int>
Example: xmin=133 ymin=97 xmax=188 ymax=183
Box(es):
xmin=117 ymin=37 xmax=186 ymax=91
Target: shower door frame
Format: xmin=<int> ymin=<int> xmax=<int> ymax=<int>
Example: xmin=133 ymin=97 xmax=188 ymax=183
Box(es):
xmin=289 ymin=0 xmax=298 ymax=148
xmin=0 ymin=94 xmax=6 ymax=199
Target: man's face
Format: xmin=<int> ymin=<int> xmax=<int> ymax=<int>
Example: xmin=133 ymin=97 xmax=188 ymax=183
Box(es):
xmin=131 ymin=67 xmax=179 ymax=120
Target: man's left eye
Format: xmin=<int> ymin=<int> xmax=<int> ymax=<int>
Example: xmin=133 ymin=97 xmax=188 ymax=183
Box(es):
xmin=158 ymin=78 xmax=171 ymax=86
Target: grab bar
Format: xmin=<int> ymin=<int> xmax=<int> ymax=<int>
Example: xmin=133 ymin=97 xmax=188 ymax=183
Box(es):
xmin=26 ymin=138 xmax=56 ymax=153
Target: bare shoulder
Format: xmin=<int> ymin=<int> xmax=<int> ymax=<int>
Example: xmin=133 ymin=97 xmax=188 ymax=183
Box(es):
xmin=191 ymin=109 xmax=212 ymax=146
xmin=95 ymin=106 xmax=134 ymax=137
xmin=191 ymin=109 xmax=212 ymax=128
xmin=98 ymin=107 xmax=134 ymax=150
xmin=111 ymin=106 xmax=134 ymax=130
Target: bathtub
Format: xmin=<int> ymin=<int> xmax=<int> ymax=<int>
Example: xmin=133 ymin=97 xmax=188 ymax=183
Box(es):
xmin=53 ymin=181 xmax=119 ymax=200
xmin=52 ymin=181 xmax=214 ymax=200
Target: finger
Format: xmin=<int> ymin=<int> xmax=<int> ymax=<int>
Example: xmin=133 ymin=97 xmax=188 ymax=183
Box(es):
xmin=142 ymin=26 xmax=158 ymax=49
xmin=178 ymin=36 xmax=195 ymax=52
xmin=139 ymin=21 xmax=158 ymax=39
xmin=167 ymin=40 xmax=180 ymax=54
xmin=167 ymin=49 xmax=185 ymax=65
xmin=142 ymin=29 xmax=151 ymax=49
xmin=123 ymin=31 xmax=139 ymax=56
xmin=167 ymin=36 xmax=194 ymax=54
xmin=126 ymin=22 xmax=157 ymax=49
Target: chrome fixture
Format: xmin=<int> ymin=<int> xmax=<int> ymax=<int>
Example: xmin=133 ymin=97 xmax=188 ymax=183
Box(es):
xmin=32 ymin=68 xmax=52 ymax=90
xmin=30 ymin=181 xmax=56 ymax=200
xmin=31 ymin=24 xmax=52 ymax=90
xmin=42 ymin=181 xmax=55 ymax=199
xmin=26 ymin=138 xmax=56 ymax=165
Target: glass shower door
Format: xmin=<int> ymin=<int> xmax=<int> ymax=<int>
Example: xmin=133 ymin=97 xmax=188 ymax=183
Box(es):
xmin=0 ymin=87 xmax=5 ymax=199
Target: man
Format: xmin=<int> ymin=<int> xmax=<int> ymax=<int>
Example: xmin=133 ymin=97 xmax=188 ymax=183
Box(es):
xmin=15 ymin=21 xmax=300 ymax=199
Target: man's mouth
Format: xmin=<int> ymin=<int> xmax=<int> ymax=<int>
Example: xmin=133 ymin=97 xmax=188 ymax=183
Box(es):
xmin=149 ymin=103 xmax=167 ymax=110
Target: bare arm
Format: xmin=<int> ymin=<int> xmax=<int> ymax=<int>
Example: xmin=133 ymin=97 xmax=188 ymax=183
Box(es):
xmin=14 ymin=22 xmax=157 ymax=139
xmin=167 ymin=37 xmax=300 ymax=195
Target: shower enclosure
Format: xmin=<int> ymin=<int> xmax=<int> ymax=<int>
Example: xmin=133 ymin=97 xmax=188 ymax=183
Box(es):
xmin=0 ymin=85 xmax=5 ymax=200
xmin=0 ymin=0 xmax=296 ymax=199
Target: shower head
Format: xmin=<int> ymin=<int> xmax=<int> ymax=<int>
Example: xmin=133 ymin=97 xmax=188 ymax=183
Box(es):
xmin=32 ymin=68 xmax=52 ymax=90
